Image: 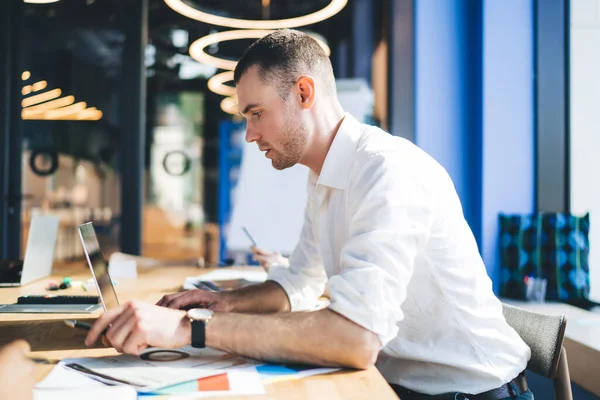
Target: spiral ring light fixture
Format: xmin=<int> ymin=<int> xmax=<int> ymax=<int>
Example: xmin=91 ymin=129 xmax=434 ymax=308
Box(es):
xmin=190 ymin=29 xmax=331 ymax=71
xmin=164 ymin=0 xmax=347 ymax=29
xmin=220 ymin=96 xmax=239 ymax=115
xmin=207 ymin=71 xmax=236 ymax=97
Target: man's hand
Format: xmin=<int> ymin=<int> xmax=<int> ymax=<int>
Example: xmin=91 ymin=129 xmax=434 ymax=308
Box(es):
xmin=158 ymin=281 xmax=290 ymax=314
xmin=0 ymin=340 xmax=36 ymax=400
xmin=156 ymin=289 xmax=231 ymax=311
xmin=85 ymin=301 xmax=190 ymax=355
xmin=250 ymin=246 xmax=289 ymax=272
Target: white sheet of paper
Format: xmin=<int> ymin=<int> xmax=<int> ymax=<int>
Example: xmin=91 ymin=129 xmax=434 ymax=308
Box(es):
xmin=35 ymin=364 xmax=102 ymax=389
xmin=33 ymin=386 xmax=137 ymax=400
xmin=108 ymin=259 xmax=137 ymax=279
xmin=34 ymin=365 xmax=136 ymax=400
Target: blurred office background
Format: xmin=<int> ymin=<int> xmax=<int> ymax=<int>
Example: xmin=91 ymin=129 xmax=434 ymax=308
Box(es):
xmin=0 ymin=0 xmax=599 ymax=396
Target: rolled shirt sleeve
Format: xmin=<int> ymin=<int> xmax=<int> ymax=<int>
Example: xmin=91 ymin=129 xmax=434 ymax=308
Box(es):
xmin=327 ymin=154 xmax=436 ymax=346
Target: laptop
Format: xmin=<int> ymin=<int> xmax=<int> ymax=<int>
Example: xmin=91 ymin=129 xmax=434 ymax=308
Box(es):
xmin=77 ymin=222 xmax=120 ymax=310
xmin=0 ymin=214 xmax=60 ymax=287
xmin=0 ymin=219 xmax=109 ymax=314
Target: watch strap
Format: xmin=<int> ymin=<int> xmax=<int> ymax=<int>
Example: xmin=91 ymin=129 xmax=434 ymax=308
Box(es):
xmin=190 ymin=319 xmax=206 ymax=348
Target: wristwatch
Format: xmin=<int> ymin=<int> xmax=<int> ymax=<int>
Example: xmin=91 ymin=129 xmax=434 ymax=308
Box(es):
xmin=186 ymin=308 xmax=214 ymax=348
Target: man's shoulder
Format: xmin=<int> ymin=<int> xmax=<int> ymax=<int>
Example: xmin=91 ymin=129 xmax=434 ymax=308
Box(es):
xmin=348 ymin=123 xmax=452 ymax=194
xmin=353 ymin=124 xmax=433 ymax=169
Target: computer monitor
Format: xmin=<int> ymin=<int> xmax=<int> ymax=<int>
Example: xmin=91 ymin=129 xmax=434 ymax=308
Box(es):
xmin=77 ymin=222 xmax=120 ymax=310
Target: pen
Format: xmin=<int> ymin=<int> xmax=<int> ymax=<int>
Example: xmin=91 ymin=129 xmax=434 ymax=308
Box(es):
xmin=242 ymin=226 xmax=257 ymax=247
xmin=64 ymin=319 xmax=109 ymax=336
xmin=28 ymin=357 xmax=54 ymax=365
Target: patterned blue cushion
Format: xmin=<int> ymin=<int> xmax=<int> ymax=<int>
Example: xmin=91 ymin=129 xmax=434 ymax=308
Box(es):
xmin=499 ymin=213 xmax=590 ymax=301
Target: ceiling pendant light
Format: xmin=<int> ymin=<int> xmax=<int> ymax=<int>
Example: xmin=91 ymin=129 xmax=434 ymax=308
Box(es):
xmin=164 ymin=0 xmax=347 ymax=30
xmin=207 ymin=71 xmax=235 ymax=97
xmin=24 ymin=0 xmax=61 ymax=3
xmin=20 ymin=73 xmax=103 ymax=121
xmin=220 ymin=96 xmax=238 ymax=115
xmin=190 ymin=29 xmax=330 ymax=71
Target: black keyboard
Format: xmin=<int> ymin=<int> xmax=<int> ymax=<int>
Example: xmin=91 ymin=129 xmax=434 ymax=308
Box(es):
xmin=17 ymin=295 xmax=100 ymax=305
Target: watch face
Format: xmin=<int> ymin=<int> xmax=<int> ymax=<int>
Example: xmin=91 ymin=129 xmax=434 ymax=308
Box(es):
xmin=187 ymin=308 xmax=214 ymax=321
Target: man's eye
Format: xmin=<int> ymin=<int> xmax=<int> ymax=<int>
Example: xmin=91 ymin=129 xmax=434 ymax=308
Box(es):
xmin=252 ymin=111 xmax=262 ymax=119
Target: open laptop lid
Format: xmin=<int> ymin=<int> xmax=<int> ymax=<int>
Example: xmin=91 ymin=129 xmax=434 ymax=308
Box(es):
xmin=77 ymin=222 xmax=120 ymax=310
xmin=20 ymin=214 xmax=60 ymax=285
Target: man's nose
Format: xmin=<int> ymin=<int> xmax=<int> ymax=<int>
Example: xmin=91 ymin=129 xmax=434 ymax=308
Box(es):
xmin=246 ymin=127 xmax=260 ymax=143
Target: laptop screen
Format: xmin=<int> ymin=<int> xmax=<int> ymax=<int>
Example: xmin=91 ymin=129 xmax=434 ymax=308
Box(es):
xmin=78 ymin=222 xmax=120 ymax=310
xmin=0 ymin=260 xmax=23 ymax=286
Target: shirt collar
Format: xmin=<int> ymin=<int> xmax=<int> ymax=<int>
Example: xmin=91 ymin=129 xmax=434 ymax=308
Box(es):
xmin=314 ymin=113 xmax=363 ymax=190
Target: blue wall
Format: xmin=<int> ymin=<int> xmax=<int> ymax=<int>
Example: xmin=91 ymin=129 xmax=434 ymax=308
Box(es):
xmin=482 ymin=0 xmax=535 ymax=291
xmin=415 ymin=0 xmax=482 ymax=245
xmin=415 ymin=0 xmax=535 ymax=292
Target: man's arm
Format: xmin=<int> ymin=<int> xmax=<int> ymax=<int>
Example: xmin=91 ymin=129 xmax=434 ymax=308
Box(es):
xmin=206 ymin=309 xmax=381 ymax=369
xmin=86 ymin=301 xmax=381 ymax=370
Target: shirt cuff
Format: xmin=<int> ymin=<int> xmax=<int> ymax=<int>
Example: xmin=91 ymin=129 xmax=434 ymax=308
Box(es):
xmin=267 ymin=268 xmax=321 ymax=312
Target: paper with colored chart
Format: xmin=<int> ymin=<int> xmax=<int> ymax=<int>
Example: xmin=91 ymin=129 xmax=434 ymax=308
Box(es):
xmin=141 ymin=363 xmax=337 ymax=397
xmin=142 ymin=367 xmax=265 ymax=398
xmin=62 ymin=346 xmax=259 ymax=393
xmin=256 ymin=363 xmax=339 ymax=383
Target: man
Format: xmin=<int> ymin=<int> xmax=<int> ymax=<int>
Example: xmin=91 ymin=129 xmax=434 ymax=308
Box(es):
xmin=86 ymin=29 xmax=533 ymax=399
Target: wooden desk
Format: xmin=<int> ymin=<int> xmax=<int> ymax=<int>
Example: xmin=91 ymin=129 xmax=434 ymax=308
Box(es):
xmin=0 ymin=263 xmax=398 ymax=399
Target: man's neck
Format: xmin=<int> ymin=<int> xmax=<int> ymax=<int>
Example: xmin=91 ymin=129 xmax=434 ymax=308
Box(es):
xmin=301 ymin=105 xmax=346 ymax=176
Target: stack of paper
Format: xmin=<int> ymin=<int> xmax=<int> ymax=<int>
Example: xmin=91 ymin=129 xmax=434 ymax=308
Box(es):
xmin=36 ymin=345 xmax=339 ymax=398
xmin=62 ymin=346 xmax=259 ymax=393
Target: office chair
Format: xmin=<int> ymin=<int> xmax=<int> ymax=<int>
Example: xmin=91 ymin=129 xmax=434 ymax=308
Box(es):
xmin=502 ymin=303 xmax=573 ymax=400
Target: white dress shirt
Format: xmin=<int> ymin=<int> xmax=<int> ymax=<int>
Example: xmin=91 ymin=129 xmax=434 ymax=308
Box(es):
xmin=268 ymin=113 xmax=530 ymax=395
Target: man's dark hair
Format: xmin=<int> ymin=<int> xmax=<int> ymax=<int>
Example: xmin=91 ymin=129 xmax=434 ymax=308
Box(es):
xmin=234 ymin=29 xmax=336 ymax=98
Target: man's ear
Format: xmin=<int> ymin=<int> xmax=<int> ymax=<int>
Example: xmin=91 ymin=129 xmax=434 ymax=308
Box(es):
xmin=295 ymin=75 xmax=316 ymax=109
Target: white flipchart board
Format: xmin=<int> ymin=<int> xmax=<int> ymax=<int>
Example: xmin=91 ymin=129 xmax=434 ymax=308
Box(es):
xmin=226 ymin=141 xmax=309 ymax=255
xmin=226 ymin=79 xmax=373 ymax=256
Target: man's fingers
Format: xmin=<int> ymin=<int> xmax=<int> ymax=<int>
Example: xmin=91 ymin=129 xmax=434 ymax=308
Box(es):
xmin=156 ymin=294 xmax=174 ymax=307
xmin=105 ymin=306 xmax=137 ymax=350
xmin=85 ymin=305 xmax=127 ymax=346
xmin=166 ymin=290 xmax=212 ymax=309
xmin=166 ymin=292 xmax=195 ymax=309
xmin=159 ymin=292 xmax=189 ymax=308
xmin=122 ymin=324 xmax=148 ymax=355
xmin=157 ymin=293 xmax=184 ymax=307
xmin=101 ymin=336 xmax=112 ymax=348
